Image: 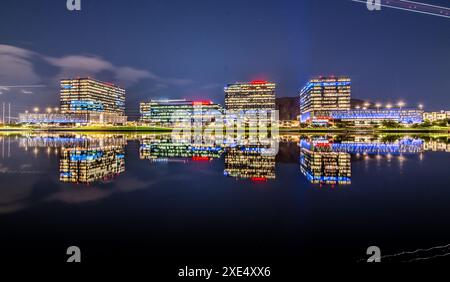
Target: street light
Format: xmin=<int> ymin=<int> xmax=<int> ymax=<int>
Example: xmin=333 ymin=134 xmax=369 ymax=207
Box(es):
xmin=418 ymin=104 xmax=424 ymax=110
xmin=54 ymin=107 xmax=59 ymax=112
xmin=364 ymin=102 xmax=370 ymax=108
xmin=46 ymin=107 xmax=52 ymax=113
xmin=33 ymin=107 xmax=39 ymax=113
xmin=386 ymin=104 xmax=392 ymax=109
xmin=355 ymin=105 xmax=361 ymax=109
xmin=375 ymin=103 xmax=382 ymax=111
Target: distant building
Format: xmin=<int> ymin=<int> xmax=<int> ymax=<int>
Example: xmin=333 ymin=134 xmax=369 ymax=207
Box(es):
xmin=19 ymin=113 xmax=89 ymax=124
xmin=225 ymin=80 xmax=276 ymax=111
xmin=139 ymin=99 xmax=222 ymax=127
xmin=423 ymin=111 xmax=449 ymax=122
xmin=331 ymin=109 xmax=423 ymax=125
xmin=299 ymin=77 xmax=351 ymax=123
xmin=18 ymin=112 xmax=127 ymax=125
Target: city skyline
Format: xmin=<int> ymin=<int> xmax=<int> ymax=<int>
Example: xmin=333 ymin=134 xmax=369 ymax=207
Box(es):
xmin=0 ymin=0 xmax=449 ymax=119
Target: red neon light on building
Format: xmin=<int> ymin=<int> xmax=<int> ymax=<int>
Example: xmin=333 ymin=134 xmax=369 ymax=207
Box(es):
xmin=314 ymin=143 xmax=331 ymax=148
xmin=250 ymin=80 xmax=268 ymax=85
xmin=251 ymin=177 xmax=267 ymax=182
xmin=191 ymin=156 xmax=210 ymax=162
xmin=192 ymin=100 xmax=212 ymax=106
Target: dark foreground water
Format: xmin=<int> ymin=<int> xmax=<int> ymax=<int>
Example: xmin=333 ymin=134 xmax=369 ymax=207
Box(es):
xmin=0 ymin=132 xmax=449 ymax=265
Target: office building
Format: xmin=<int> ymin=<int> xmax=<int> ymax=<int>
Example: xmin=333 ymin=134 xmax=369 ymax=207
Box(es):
xmin=139 ymin=99 xmax=222 ymax=127
xmin=224 ymin=80 xmax=276 ymax=111
xmin=423 ymin=111 xmax=449 ymax=122
xmin=331 ymin=108 xmax=424 ymax=124
xmin=59 ymin=77 xmax=126 ymax=124
xmin=299 ymin=77 xmax=351 ymax=122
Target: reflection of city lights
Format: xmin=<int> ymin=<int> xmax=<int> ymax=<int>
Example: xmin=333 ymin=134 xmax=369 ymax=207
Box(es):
xmin=33 ymin=148 xmax=39 ymax=155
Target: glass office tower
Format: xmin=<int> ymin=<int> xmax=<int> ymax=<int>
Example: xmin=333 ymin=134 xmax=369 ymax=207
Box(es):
xmin=299 ymin=77 xmax=351 ymax=122
xmin=60 ymin=77 xmax=126 ymax=115
xmin=139 ymin=99 xmax=222 ymax=127
xmin=224 ymin=80 xmax=276 ymax=111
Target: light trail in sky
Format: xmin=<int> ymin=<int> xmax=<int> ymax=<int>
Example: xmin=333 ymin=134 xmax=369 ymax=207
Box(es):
xmin=351 ymin=0 xmax=450 ymax=18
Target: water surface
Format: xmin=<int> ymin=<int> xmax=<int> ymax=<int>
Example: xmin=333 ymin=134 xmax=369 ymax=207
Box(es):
xmin=0 ymin=132 xmax=449 ymax=263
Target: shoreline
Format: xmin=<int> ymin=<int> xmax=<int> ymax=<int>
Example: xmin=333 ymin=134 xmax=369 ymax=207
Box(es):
xmin=0 ymin=126 xmax=449 ymax=134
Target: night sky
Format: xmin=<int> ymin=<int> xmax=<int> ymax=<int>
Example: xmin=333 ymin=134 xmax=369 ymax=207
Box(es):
xmin=0 ymin=0 xmax=449 ymax=118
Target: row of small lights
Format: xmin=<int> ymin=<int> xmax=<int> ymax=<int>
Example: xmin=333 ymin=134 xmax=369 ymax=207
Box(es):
xmin=25 ymin=107 xmax=60 ymax=114
xmin=26 ymin=102 xmax=424 ymax=113
xmin=354 ymin=101 xmax=424 ymax=110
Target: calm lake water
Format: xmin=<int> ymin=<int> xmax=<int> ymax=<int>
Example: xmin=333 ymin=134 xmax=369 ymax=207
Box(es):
xmin=0 ymin=132 xmax=449 ymax=264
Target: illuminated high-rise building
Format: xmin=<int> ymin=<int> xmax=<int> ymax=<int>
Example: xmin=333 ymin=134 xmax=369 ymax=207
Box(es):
xmin=299 ymin=76 xmax=351 ymax=122
xmin=60 ymin=78 xmax=126 ymax=124
xmin=224 ymin=81 xmax=276 ymax=111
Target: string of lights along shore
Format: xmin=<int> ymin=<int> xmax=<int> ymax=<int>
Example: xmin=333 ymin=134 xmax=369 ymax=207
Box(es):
xmin=10 ymin=76 xmax=450 ymax=128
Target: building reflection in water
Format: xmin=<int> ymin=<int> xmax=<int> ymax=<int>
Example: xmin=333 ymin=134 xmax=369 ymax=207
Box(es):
xmin=139 ymin=135 xmax=223 ymax=162
xmin=224 ymin=145 xmax=276 ymax=181
xmin=299 ymin=136 xmax=425 ymax=186
xmin=139 ymin=134 xmax=277 ymax=181
xmin=8 ymin=132 xmax=449 ymax=186
xmin=18 ymin=134 xmax=127 ymax=184
xmin=59 ymin=145 xmax=125 ymax=183
xmin=300 ymin=138 xmax=351 ymax=185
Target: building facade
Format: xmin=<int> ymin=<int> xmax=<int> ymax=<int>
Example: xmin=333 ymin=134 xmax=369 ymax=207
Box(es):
xmin=423 ymin=111 xmax=449 ymax=122
xmin=59 ymin=77 xmax=126 ymax=124
xmin=224 ymin=80 xmax=276 ymax=111
xmin=330 ymin=109 xmax=424 ymax=124
xmin=139 ymin=99 xmax=222 ymax=127
xmin=299 ymin=77 xmax=351 ymax=122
